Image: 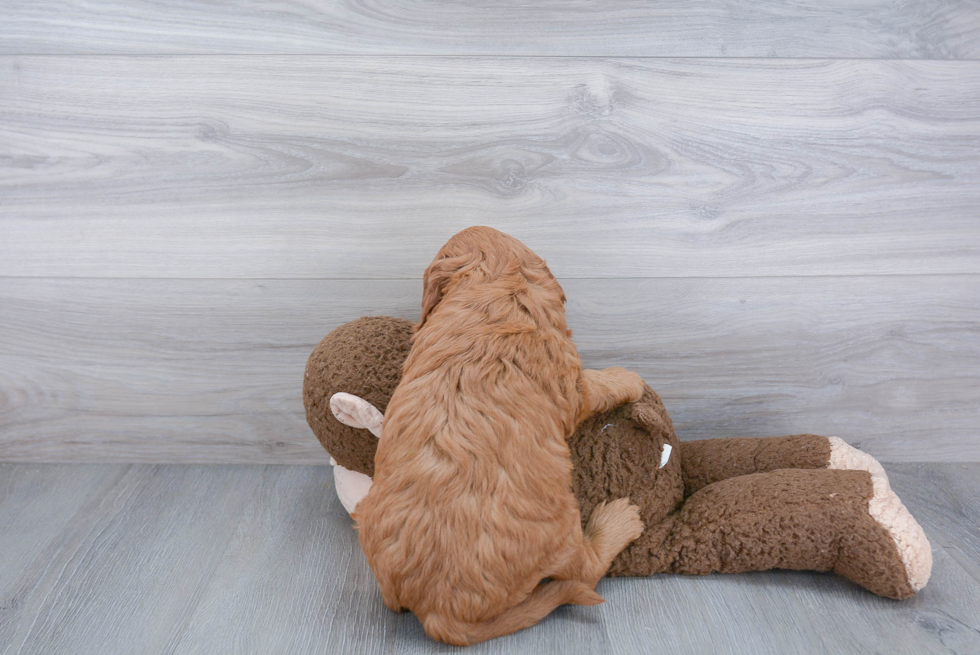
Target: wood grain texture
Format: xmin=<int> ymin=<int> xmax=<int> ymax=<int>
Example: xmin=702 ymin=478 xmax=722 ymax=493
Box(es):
xmin=888 ymin=463 xmax=980 ymax=589
xmin=1 ymin=1 xmax=979 ymax=58
xmin=0 ymin=464 xmax=111 ymax=591
xmin=170 ymin=465 xmax=404 ymax=654
xmin=3 ymin=57 xmax=979 ymax=279
xmin=0 ymin=465 xmax=268 ymax=655
xmin=0 ymin=463 xmax=978 ymax=654
xmin=1 ymin=276 xmax=977 ymax=464
xmin=600 ymin=549 xmax=980 ymax=655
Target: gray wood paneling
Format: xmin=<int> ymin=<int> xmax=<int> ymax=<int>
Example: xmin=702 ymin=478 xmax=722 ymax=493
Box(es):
xmin=2 ymin=57 xmax=979 ymax=279
xmin=1 ymin=3 xmax=977 ymax=649
xmin=1 ymin=463 xmax=978 ymax=654
xmin=600 ymin=548 xmax=980 ymax=655
xmin=1 ymin=1 xmax=979 ymax=58
xmin=1 ymin=276 xmax=976 ymax=464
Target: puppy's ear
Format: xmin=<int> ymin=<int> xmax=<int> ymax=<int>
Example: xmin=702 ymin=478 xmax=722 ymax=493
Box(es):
xmin=418 ymin=253 xmax=473 ymax=330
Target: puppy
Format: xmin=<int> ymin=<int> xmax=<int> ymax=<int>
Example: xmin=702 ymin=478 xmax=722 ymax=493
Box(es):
xmin=354 ymin=226 xmax=646 ymax=645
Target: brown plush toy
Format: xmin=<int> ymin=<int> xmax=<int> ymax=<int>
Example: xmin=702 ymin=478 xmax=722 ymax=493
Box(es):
xmin=304 ymin=316 xmax=932 ymax=600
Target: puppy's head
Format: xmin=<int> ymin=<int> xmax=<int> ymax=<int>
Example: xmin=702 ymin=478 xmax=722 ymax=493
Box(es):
xmin=417 ymin=227 xmax=564 ymax=330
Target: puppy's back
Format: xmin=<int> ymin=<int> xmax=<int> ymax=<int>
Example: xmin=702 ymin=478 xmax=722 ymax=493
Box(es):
xmin=356 ymin=279 xmax=585 ymax=629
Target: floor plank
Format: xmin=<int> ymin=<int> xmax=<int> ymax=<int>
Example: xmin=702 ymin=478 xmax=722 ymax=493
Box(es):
xmin=0 ymin=464 xmax=111 ymax=592
xmin=0 ymin=464 xmax=978 ymax=654
xmin=2 ymin=276 xmax=977 ymax=464
xmin=1 ymin=1 xmax=978 ymax=58
xmin=170 ymin=465 xmax=401 ymax=654
xmin=602 ymin=546 xmax=980 ymax=655
xmin=0 ymin=465 xmax=267 ymax=655
xmin=889 ymin=463 xmax=980 ymax=589
xmin=3 ymin=57 xmax=979 ymax=279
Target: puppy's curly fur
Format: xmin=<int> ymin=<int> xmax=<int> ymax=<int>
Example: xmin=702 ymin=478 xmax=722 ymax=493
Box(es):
xmin=354 ymin=227 xmax=646 ymax=645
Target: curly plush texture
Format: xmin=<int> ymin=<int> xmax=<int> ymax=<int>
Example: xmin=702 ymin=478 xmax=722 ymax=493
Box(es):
xmin=303 ymin=316 xmax=413 ymax=477
xmin=568 ymin=387 xmax=684 ymax=574
xmin=303 ymin=315 xmax=931 ymax=599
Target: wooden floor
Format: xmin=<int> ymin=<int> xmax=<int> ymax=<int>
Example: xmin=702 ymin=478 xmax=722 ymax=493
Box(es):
xmin=0 ymin=462 xmax=977 ymax=655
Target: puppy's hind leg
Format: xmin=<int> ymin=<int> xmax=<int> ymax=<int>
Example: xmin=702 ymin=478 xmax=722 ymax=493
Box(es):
xmin=578 ymin=368 xmax=646 ymax=422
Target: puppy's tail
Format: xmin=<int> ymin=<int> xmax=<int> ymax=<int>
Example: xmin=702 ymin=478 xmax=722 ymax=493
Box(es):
xmin=422 ymin=580 xmax=603 ymax=646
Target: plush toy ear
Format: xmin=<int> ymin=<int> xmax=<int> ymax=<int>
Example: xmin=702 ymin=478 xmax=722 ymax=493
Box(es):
xmin=330 ymin=392 xmax=384 ymax=439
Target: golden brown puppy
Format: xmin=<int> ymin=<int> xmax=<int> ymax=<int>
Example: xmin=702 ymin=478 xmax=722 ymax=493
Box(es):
xmin=353 ymin=227 xmax=646 ymax=645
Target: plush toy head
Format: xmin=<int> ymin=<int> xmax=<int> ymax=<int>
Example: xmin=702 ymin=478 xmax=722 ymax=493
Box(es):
xmin=303 ymin=315 xmax=685 ymax=575
xmin=303 ymin=316 xmax=414 ymax=478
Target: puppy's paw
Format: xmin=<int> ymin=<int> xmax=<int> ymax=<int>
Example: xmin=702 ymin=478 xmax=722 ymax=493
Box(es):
xmin=624 ymin=372 xmax=646 ymax=403
xmin=585 ymin=497 xmax=644 ymax=556
xmin=605 ymin=367 xmax=645 ymax=403
xmin=605 ymin=497 xmax=645 ymax=544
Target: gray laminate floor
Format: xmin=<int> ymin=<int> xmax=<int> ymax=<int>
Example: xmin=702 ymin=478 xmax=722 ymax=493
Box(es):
xmin=1 ymin=462 xmax=978 ymax=655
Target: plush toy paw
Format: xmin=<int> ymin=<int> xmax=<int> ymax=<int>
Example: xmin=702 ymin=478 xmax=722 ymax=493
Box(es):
xmin=827 ymin=437 xmax=932 ymax=594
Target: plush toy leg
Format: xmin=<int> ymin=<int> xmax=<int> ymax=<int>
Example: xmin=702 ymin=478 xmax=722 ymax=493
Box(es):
xmin=676 ymin=434 xmax=931 ymax=592
xmin=679 ymin=434 xmax=833 ymax=496
xmin=621 ymin=468 xmax=930 ymax=599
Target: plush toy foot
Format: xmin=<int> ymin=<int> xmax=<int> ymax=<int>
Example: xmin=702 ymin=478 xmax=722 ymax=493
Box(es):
xmin=827 ymin=438 xmax=932 ymax=595
xmin=640 ymin=468 xmax=929 ymax=599
xmin=331 ymin=459 xmax=374 ymax=514
xmin=672 ymin=434 xmax=932 ymax=596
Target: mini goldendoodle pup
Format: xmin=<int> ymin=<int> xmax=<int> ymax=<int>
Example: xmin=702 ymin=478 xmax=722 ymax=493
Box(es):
xmin=351 ymin=226 xmax=647 ymax=645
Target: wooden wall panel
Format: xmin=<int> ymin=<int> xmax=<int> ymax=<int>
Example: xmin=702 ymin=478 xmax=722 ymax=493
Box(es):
xmin=1 ymin=276 xmax=976 ymax=463
xmin=2 ymin=5 xmax=977 ymax=464
xmin=2 ymin=57 xmax=979 ymax=280
xmin=2 ymin=1 xmax=979 ymax=58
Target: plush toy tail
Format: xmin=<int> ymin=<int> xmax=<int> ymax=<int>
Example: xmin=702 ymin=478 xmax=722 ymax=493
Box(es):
xmin=422 ymin=580 xmax=603 ymax=646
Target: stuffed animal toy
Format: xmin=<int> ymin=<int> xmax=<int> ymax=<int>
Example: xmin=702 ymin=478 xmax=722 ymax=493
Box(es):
xmin=304 ymin=316 xmax=932 ymax=600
